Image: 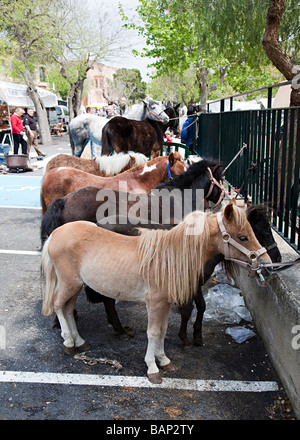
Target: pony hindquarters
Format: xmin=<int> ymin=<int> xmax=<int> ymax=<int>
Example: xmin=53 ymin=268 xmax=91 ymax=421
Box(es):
xmin=41 ymin=233 xmax=88 ymax=355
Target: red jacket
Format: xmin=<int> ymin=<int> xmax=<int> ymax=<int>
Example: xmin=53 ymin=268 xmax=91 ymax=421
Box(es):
xmin=11 ymin=113 xmax=24 ymax=134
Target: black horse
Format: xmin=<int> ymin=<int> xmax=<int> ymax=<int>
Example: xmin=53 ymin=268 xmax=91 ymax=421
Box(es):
xmin=41 ymin=158 xmax=224 ymax=244
xmin=101 ymin=104 xmax=180 ymax=158
xmin=87 ymin=204 xmax=282 ymax=344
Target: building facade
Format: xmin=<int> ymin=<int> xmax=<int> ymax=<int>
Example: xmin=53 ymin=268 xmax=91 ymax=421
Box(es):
xmin=82 ymin=62 xmax=117 ymax=109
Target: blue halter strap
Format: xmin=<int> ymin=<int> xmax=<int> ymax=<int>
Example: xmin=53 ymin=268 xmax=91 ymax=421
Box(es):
xmin=167 ymin=158 xmax=172 ymax=179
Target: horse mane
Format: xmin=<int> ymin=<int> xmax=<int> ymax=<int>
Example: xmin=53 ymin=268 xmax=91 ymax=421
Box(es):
xmin=155 ymin=158 xmax=223 ymax=190
xmin=138 ymin=202 xmax=248 ymax=305
xmin=119 ymin=153 xmax=182 ymax=175
xmin=138 ymin=210 xmax=211 ymax=306
xmin=95 ymin=152 xmax=147 ymax=176
xmin=246 ymin=203 xmax=271 ymax=221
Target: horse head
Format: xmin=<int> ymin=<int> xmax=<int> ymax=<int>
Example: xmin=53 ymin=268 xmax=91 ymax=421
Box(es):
xmin=143 ymin=100 xmax=169 ymax=124
xmin=216 ymin=199 xmax=272 ymax=273
xmin=167 ymin=152 xmax=187 ymax=178
xmin=165 ymin=104 xmax=180 ymax=135
xmin=246 ymin=204 xmax=282 ymax=263
xmin=180 ymin=159 xmax=224 ymax=208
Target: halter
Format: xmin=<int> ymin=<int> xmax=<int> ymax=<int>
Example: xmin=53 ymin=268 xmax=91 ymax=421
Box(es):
xmin=167 ymin=158 xmax=172 ymax=179
xmin=147 ymin=106 xmax=167 ymax=123
xmin=217 ymin=211 xmax=267 ymax=279
xmin=205 ymin=167 xmax=225 ymax=209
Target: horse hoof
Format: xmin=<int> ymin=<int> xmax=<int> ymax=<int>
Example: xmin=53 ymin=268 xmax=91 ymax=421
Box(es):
xmin=124 ymin=326 xmax=135 ymax=338
xmin=148 ymin=372 xmax=163 ymax=384
xmin=193 ymin=338 xmax=203 ymax=347
xmin=161 ymin=361 xmax=176 ymax=372
xmin=76 ymin=342 xmax=91 ymax=353
xmin=63 ymin=345 xmax=76 ymax=356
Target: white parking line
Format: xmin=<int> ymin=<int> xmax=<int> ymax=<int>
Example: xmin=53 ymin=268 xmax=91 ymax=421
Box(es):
xmin=0 ymin=370 xmax=279 ymax=392
xmin=0 ymin=250 xmax=41 ymax=256
xmin=0 ymin=206 xmax=41 ymax=210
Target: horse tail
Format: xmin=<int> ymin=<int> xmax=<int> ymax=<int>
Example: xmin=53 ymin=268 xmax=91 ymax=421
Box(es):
xmin=41 ymin=198 xmax=65 ymax=247
xmin=40 ymin=187 xmax=48 ymax=215
xmin=41 ymin=236 xmax=57 ymax=316
xmin=69 ymin=125 xmax=75 ymax=155
xmin=101 ymin=124 xmax=113 ymax=155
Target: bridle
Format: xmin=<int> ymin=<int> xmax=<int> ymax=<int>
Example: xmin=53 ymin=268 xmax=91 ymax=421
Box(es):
xmin=217 ymin=211 xmax=267 ymax=281
xmin=205 ymin=167 xmax=225 ymax=209
xmin=147 ymin=105 xmax=168 ymax=123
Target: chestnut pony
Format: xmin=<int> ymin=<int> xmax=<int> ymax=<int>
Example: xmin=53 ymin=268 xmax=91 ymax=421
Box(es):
xmin=40 ymin=152 xmax=186 ymax=214
xmin=42 ymin=199 xmax=271 ymax=384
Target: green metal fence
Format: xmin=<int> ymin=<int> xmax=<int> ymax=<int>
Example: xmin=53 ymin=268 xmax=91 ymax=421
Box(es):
xmin=194 ymin=83 xmax=300 ymax=254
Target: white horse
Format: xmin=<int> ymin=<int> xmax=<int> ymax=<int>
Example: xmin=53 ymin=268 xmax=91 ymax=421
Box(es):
xmin=69 ymin=100 xmax=169 ymax=157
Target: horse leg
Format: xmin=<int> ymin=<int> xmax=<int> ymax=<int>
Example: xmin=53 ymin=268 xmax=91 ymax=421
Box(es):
xmin=178 ymin=301 xmax=194 ymax=347
xmin=193 ymin=286 xmax=206 ymax=346
xmin=103 ymin=297 xmax=128 ymax=336
xmin=145 ymin=295 xmax=172 ymax=384
xmin=155 ymin=303 xmax=174 ymax=370
xmin=64 ymin=295 xmax=90 ymax=353
xmin=53 ymin=282 xmax=86 ymax=355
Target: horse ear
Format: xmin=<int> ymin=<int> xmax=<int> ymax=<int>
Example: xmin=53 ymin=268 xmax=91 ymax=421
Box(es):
xmin=212 ymin=164 xmax=224 ymax=177
xmin=143 ymin=100 xmax=148 ymax=106
xmin=175 ymin=103 xmax=180 ymax=110
xmin=168 ymin=152 xmax=175 ymax=166
xmin=223 ymin=199 xmax=236 ymax=221
xmin=246 ymin=207 xmax=258 ymax=223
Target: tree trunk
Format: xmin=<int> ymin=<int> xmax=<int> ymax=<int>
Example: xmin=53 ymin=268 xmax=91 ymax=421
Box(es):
xmin=25 ymin=76 xmax=52 ymax=145
xmin=262 ymin=0 xmax=300 ymax=106
xmin=263 ymin=0 xmax=299 ymax=217
xmin=196 ymin=67 xmax=209 ymax=108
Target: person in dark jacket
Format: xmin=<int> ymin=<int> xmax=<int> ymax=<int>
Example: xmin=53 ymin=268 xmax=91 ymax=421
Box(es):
xmin=180 ymin=107 xmax=194 ymax=152
xmin=23 ymin=108 xmax=45 ymax=158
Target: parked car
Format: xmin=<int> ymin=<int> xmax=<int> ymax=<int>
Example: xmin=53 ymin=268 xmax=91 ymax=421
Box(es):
xmin=47 ymin=108 xmax=59 ymax=134
xmin=56 ymin=105 xmax=70 ymax=131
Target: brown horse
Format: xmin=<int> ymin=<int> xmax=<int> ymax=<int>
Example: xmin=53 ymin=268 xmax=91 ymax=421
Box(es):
xmin=40 ymin=152 xmax=186 ymax=214
xmin=45 ymin=152 xmax=148 ymax=176
xmin=42 ymin=199 xmax=271 ymax=383
xmin=101 ymin=105 xmax=180 ymax=158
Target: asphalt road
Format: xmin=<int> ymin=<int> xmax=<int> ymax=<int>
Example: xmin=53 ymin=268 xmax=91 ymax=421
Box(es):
xmin=0 ymin=134 xmax=296 ymax=423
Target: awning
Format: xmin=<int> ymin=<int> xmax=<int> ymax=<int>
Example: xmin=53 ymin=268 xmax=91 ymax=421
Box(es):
xmin=0 ymin=81 xmax=58 ymax=108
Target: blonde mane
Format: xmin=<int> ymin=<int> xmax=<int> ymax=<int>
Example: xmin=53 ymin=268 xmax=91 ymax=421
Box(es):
xmin=138 ymin=210 xmax=211 ymax=306
xmin=137 ymin=202 xmax=248 ymax=306
xmin=95 ymin=152 xmax=147 ymax=175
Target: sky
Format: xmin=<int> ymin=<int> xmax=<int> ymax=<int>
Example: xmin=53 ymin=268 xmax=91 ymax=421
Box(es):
xmin=86 ymin=0 xmax=155 ymax=82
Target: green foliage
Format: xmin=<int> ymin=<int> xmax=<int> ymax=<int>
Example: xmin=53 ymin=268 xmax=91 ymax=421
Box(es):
xmin=108 ymin=68 xmax=147 ymax=103
xmin=46 ymin=66 xmax=71 ymax=100
xmin=120 ymin=0 xmax=299 ymax=103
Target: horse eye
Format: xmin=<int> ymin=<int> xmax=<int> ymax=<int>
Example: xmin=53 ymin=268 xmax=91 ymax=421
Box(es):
xmin=239 ymin=235 xmax=248 ymax=242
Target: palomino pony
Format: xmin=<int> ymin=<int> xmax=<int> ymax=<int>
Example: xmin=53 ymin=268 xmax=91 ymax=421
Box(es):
xmin=40 ymin=158 xmax=224 ymax=243
xmin=40 ymin=153 xmax=186 ymax=214
xmin=81 ymin=204 xmax=281 ymax=341
xmin=101 ymin=104 xmax=178 ymax=158
xmin=42 ymin=199 xmax=271 ymax=383
xmin=69 ymin=100 xmax=169 ymax=157
xmin=45 ymin=152 xmax=148 ymax=176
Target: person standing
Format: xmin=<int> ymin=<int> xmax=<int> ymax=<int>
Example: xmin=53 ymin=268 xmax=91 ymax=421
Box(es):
xmin=10 ymin=107 xmax=27 ymax=155
xmin=23 ymin=108 xmax=45 ymax=159
xmin=180 ymin=107 xmax=195 ymax=153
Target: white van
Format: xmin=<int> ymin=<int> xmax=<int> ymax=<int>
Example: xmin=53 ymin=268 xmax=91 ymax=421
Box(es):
xmin=56 ymin=105 xmax=70 ymax=131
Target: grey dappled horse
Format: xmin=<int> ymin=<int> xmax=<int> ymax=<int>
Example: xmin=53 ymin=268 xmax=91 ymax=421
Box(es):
xmin=69 ymin=100 xmax=169 ymax=157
